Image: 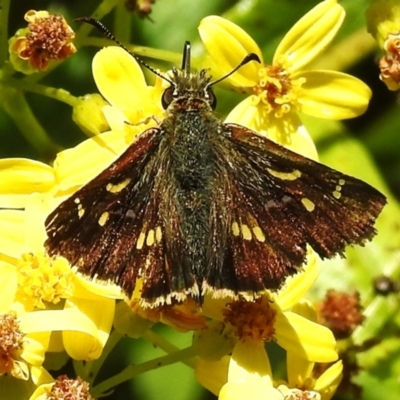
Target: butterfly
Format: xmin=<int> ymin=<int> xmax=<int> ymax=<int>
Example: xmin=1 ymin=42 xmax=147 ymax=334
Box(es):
xmin=45 ymin=18 xmax=386 ymax=307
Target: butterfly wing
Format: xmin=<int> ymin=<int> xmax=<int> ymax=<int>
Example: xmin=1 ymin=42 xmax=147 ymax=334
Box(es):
xmin=45 ymin=128 xmax=197 ymax=305
xmin=204 ymin=123 xmax=386 ymax=296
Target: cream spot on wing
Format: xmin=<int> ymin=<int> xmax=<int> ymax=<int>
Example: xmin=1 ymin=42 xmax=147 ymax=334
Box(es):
xmin=146 ymin=229 xmax=155 ymax=246
xmin=301 ymin=198 xmax=315 ymax=212
xmin=333 ymin=191 xmax=341 ymax=199
xmin=232 ymin=221 xmax=240 ymax=236
xmin=338 ymin=178 xmax=346 ymax=186
xmin=155 ymin=226 xmax=162 ymax=242
xmin=136 ymin=231 xmax=146 ymax=249
xmin=335 ymin=185 xmax=342 ymax=192
xmin=241 ymin=224 xmax=252 ymax=240
xmin=98 ymin=211 xmax=109 ymax=226
xmin=252 ymin=226 xmax=265 ymax=242
xmin=74 ymin=198 xmax=80 ymax=204
xmin=106 ymin=178 xmax=131 ymax=193
xmin=267 ymin=168 xmax=301 ymax=181
xmin=77 ymin=203 xmax=85 ymax=218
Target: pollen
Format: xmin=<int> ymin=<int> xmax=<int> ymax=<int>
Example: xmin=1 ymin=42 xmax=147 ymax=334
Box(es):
xmin=0 ymin=313 xmax=25 ymax=376
xmin=46 ymin=375 xmax=94 ymax=400
xmin=11 ymin=10 xmax=76 ymax=71
xmin=15 ymin=253 xmax=74 ymax=309
xmin=223 ymin=298 xmax=276 ymax=341
xmin=252 ymin=64 xmax=305 ymax=118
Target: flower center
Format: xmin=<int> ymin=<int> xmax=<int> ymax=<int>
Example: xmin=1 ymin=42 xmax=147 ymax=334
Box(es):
xmin=0 ymin=313 xmax=24 ymax=375
xmin=252 ymin=64 xmax=304 ymax=118
xmin=223 ymin=298 xmax=276 ymax=341
xmin=16 ymin=253 xmax=74 ymax=309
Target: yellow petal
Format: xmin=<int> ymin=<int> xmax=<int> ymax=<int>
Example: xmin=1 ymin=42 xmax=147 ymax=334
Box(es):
xmin=0 ymin=261 xmax=18 ymax=311
xmin=275 ymin=312 xmax=338 ymax=362
xmin=0 ymin=210 xmax=26 ymax=258
xmin=25 ymin=193 xmax=52 ymax=252
xmin=53 ymin=130 xmax=130 ymax=192
xmin=274 ymin=251 xmax=319 ymax=310
xmin=0 ymin=158 xmax=55 ymax=208
xmin=225 ymin=98 xmax=318 ymax=160
xmin=195 ymin=356 xmax=230 ymax=395
xmin=21 ymin=337 xmax=46 ymax=367
xmin=228 ymin=339 xmax=273 ymax=382
xmin=219 ymin=381 xmax=284 ymax=400
xmin=72 ymin=272 xmax=124 ymax=300
xmin=314 ymin=360 xmax=343 ymax=400
xmin=93 ymin=46 xmax=146 ymax=119
xmin=30 ymin=366 xmax=54 ymax=386
xmin=62 ymin=297 xmax=115 ymax=360
xmin=274 ymin=0 xmax=345 ymax=71
xmin=199 ymin=16 xmax=262 ymax=87
xmin=297 ymin=70 xmax=372 ymax=119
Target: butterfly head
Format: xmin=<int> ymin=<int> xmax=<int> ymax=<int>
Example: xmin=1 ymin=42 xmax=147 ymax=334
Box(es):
xmin=161 ymin=41 xmax=259 ymax=110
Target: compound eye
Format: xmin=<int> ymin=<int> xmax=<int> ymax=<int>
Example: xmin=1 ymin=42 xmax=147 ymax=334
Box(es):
xmin=161 ymin=86 xmax=175 ymax=109
xmin=207 ymin=89 xmax=217 ymax=109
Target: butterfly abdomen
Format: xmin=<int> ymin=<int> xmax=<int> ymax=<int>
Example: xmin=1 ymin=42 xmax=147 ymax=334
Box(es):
xmin=162 ymin=108 xmax=220 ymax=291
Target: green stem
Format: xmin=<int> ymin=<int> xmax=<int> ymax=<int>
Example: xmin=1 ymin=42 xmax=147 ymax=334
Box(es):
xmin=91 ymin=345 xmax=198 ymax=397
xmin=86 ymin=329 xmax=123 ymax=384
xmin=77 ymin=36 xmax=182 ymax=65
xmin=0 ymin=87 xmax=61 ymax=158
xmin=114 ymin=3 xmax=132 ymax=43
xmin=0 ymin=0 xmax=11 ymax=67
xmin=143 ymin=330 xmax=197 ymax=369
xmin=5 ymin=76 xmax=79 ymax=107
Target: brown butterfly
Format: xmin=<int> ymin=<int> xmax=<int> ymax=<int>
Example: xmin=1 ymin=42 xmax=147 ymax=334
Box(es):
xmin=45 ymin=18 xmax=386 ymax=307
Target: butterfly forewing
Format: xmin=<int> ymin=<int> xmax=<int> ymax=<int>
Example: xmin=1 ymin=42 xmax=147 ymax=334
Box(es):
xmin=226 ymin=124 xmax=384 ymax=257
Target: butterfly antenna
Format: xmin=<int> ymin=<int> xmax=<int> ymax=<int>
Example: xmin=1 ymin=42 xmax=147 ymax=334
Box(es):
xmin=75 ymin=17 xmax=174 ymax=85
xmin=208 ymin=53 xmax=261 ymax=88
xmin=181 ymin=41 xmax=191 ymax=74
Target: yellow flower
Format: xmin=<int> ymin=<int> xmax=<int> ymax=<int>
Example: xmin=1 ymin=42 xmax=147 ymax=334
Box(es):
xmin=0 ymin=262 xmax=51 ymax=383
xmin=196 ymin=299 xmax=341 ymax=399
xmin=196 ymin=254 xmax=338 ymax=396
xmin=199 ymin=0 xmax=371 ymax=159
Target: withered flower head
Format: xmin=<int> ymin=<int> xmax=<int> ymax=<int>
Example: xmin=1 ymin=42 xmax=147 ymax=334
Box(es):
xmin=10 ymin=10 xmax=76 ymax=73
xmin=379 ymin=34 xmax=400 ymax=91
xmin=318 ymin=290 xmax=364 ymax=339
xmin=46 ymin=375 xmax=94 ymax=400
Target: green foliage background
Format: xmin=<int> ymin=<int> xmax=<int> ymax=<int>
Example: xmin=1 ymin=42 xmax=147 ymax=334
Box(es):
xmin=1 ymin=0 xmax=400 ymax=399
